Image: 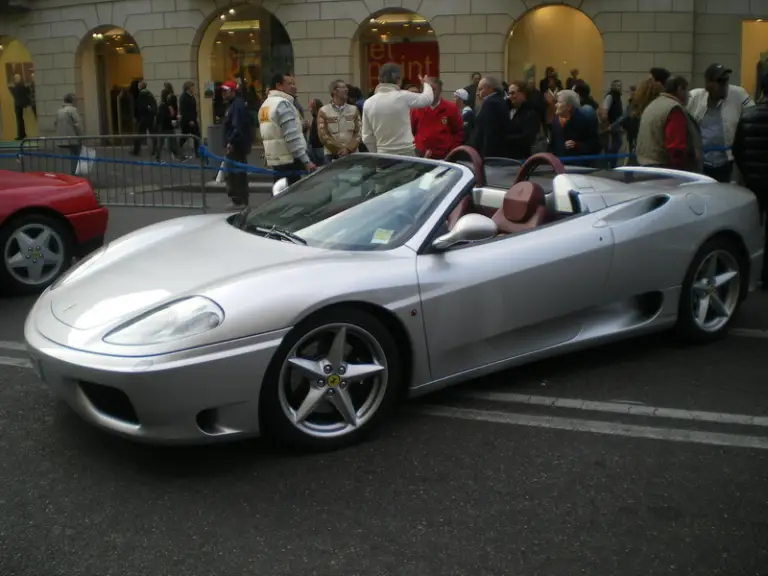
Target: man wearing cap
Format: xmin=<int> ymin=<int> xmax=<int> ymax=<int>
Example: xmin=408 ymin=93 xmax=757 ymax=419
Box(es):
xmin=258 ymin=73 xmax=315 ymax=185
xmin=221 ymin=80 xmax=252 ymax=208
xmin=453 ymin=88 xmax=474 ymax=144
xmin=687 ymin=63 xmax=755 ymax=182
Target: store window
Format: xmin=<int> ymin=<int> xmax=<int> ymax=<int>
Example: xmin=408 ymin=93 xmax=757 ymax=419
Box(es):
xmin=357 ymin=12 xmax=438 ymax=95
xmin=197 ymin=5 xmax=294 ymax=134
xmin=0 ymin=36 xmax=38 ymax=142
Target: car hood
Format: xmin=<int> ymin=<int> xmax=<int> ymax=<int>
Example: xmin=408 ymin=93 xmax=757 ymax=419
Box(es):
xmin=49 ymin=214 xmax=326 ymax=330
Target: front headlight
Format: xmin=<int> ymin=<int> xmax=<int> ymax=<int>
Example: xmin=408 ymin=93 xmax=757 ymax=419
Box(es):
xmin=103 ymin=296 xmax=224 ymax=346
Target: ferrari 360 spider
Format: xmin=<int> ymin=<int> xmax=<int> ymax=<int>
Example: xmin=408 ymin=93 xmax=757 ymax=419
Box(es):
xmin=24 ymin=149 xmax=763 ymax=451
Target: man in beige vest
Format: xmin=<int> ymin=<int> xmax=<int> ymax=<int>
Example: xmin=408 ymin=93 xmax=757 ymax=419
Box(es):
xmin=636 ymin=76 xmax=703 ymax=173
xmin=317 ymin=79 xmax=361 ymax=164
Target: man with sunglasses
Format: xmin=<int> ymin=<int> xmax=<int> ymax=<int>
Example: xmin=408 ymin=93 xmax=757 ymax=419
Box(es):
xmin=687 ymin=63 xmax=754 ymax=182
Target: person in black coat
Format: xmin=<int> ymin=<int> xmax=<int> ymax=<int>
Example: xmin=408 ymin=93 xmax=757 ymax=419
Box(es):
xmin=179 ymin=81 xmax=200 ymax=157
xmin=506 ymin=81 xmax=542 ymax=159
xmin=222 ymin=80 xmax=253 ymax=208
xmin=469 ymin=76 xmax=511 ymax=158
xmin=549 ymin=89 xmax=600 ymax=164
xmin=733 ymin=73 xmax=768 ymax=288
xmin=154 ymin=91 xmax=179 ymax=161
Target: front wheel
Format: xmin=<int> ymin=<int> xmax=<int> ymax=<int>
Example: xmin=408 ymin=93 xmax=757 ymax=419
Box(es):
xmin=676 ymin=238 xmax=745 ymax=343
xmin=260 ymin=308 xmax=402 ymax=452
xmin=0 ymin=213 xmax=74 ymax=296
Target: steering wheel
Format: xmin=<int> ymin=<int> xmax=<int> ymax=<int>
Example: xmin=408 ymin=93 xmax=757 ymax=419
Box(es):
xmin=514 ymin=152 xmax=566 ymax=184
xmin=444 ymin=145 xmax=485 ymax=186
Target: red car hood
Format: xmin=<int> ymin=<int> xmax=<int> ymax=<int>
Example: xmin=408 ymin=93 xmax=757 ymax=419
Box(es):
xmin=0 ymin=170 xmax=85 ymax=191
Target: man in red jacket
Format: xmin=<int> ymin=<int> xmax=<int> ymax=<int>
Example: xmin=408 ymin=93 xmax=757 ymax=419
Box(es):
xmin=410 ymin=78 xmax=463 ymax=159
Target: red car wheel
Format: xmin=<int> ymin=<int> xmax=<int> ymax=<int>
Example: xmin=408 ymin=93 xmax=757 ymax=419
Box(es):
xmin=0 ymin=213 xmax=74 ymax=295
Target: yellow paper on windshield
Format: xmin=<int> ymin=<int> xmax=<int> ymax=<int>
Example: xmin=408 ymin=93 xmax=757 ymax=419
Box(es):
xmin=371 ymin=228 xmax=394 ymax=244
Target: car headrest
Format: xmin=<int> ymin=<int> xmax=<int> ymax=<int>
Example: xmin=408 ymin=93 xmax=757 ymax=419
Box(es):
xmin=503 ymin=181 xmax=546 ymax=222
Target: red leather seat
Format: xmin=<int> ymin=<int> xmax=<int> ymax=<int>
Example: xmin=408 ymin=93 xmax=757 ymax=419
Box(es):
xmin=491 ymin=181 xmax=547 ymax=234
xmin=447 ymin=196 xmax=473 ymax=230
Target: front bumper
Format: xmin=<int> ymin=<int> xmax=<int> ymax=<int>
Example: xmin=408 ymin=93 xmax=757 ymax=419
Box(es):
xmin=66 ymin=207 xmax=109 ymax=248
xmin=25 ymin=314 xmax=289 ymax=444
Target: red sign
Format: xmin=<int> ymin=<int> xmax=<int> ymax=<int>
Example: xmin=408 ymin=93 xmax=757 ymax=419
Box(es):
xmin=366 ymin=42 xmax=439 ymax=89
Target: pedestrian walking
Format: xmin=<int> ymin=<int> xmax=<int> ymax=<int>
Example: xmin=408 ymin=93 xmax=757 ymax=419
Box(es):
xmin=221 ymin=80 xmax=252 ymax=208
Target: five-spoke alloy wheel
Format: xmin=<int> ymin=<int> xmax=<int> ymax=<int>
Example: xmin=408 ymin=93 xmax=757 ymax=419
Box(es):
xmin=262 ymin=308 xmax=402 ymax=451
xmin=677 ymin=238 xmax=744 ymax=343
xmin=0 ymin=214 xmax=73 ymax=295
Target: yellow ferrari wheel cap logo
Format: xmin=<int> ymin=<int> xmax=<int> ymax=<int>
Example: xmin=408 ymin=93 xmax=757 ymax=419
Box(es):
xmin=327 ymin=374 xmax=340 ymax=387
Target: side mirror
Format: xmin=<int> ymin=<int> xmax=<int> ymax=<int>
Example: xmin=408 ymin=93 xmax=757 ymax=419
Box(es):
xmin=431 ymin=213 xmax=498 ymax=251
xmin=272 ymin=177 xmax=289 ymax=197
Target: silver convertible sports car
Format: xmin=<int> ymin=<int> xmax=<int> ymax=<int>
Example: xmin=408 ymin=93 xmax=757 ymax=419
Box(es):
xmin=25 ymin=148 xmax=764 ymax=451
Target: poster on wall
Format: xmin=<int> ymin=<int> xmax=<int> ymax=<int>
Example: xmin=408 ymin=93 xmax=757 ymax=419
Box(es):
xmin=366 ymin=42 xmax=439 ymax=90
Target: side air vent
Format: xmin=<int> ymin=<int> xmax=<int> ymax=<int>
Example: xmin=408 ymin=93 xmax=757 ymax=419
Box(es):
xmin=594 ymin=194 xmax=671 ymax=226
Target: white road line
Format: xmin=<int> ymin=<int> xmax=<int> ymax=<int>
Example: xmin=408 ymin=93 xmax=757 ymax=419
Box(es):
xmin=0 ymin=341 xmax=26 ymax=352
xmin=455 ymin=391 xmax=768 ymax=427
xmin=0 ymin=356 xmax=31 ymax=369
xmin=731 ymin=328 xmax=768 ymax=339
xmin=420 ymin=406 xmax=768 ymax=451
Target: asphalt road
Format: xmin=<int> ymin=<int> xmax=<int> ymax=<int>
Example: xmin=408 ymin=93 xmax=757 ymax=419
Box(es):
xmin=2 ymin=206 xmax=768 ymax=575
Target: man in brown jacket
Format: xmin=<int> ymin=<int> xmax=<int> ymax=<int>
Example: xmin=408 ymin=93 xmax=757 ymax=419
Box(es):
xmin=317 ymin=79 xmax=361 ymax=164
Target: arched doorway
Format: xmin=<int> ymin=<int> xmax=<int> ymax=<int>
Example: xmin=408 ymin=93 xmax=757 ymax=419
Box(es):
xmin=0 ymin=36 xmax=37 ymax=142
xmin=506 ymin=5 xmax=603 ymax=95
xmin=76 ymin=27 xmax=143 ymax=136
xmin=196 ymin=5 xmax=294 ymax=137
xmin=354 ymin=11 xmax=438 ymax=96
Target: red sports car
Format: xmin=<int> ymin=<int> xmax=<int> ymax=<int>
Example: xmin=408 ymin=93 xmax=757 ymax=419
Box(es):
xmin=0 ymin=170 xmax=108 ymax=295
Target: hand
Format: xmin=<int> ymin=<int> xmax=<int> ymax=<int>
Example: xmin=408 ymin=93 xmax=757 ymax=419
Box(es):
xmin=338 ymin=149 xmax=349 ymax=156
xmin=226 ymin=143 xmax=232 ymax=152
xmin=189 ymin=121 xmax=195 ymax=127
xmin=565 ymin=140 xmax=576 ymax=149
xmin=305 ymin=161 xmax=317 ymax=172
xmin=418 ymin=74 xmax=430 ymax=85
xmin=424 ymin=150 xmax=433 ymax=158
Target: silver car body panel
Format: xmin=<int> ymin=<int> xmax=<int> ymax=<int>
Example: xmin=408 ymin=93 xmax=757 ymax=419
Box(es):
xmin=24 ymin=156 xmax=765 ymax=443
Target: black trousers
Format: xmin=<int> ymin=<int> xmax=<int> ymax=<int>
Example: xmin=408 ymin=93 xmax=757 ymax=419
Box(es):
xmin=271 ymin=158 xmax=305 ymax=186
xmin=132 ymin=118 xmax=155 ymax=154
xmin=226 ymin=146 xmax=249 ymax=205
xmin=703 ymin=162 xmax=733 ymax=183
xmin=14 ymin=106 xmax=26 ymax=140
xmin=181 ymin=122 xmax=201 ymax=156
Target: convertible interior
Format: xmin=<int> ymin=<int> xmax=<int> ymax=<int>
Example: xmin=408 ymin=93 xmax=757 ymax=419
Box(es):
xmin=444 ymin=147 xmax=585 ymax=234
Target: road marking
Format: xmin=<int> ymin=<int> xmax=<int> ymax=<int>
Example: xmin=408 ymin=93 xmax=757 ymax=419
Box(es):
xmin=0 ymin=340 xmax=26 ymax=352
xmin=731 ymin=328 xmax=768 ymax=339
xmin=0 ymin=355 xmax=31 ymax=369
xmin=455 ymin=391 xmax=768 ymax=427
xmin=420 ymin=406 xmax=768 ymax=451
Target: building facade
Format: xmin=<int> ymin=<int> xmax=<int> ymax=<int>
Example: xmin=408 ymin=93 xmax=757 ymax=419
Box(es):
xmin=0 ymin=0 xmax=766 ymax=139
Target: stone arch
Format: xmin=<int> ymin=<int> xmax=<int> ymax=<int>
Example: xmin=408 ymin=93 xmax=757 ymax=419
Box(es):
xmin=505 ymin=3 xmax=603 ymax=94
xmin=193 ymin=2 xmax=294 ymax=135
xmin=75 ymin=25 xmax=144 ymax=136
xmin=0 ymin=35 xmax=38 ymax=140
xmin=351 ymin=8 xmax=438 ymax=94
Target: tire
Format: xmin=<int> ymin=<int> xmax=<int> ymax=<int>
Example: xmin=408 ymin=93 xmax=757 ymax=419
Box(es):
xmin=675 ymin=237 xmax=745 ymax=344
xmin=260 ymin=307 xmax=402 ymax=452
xmin=0 ymin=213 xmax=74 ymax=296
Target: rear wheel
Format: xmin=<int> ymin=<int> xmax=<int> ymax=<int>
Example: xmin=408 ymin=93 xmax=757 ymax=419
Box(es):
xmin=260 ymin=308 xmax=401 ymax=452
xmin=0 ymin=213 xmax=74 ymax=295
xmin=676 ymin=238 xmax=744 ymax=343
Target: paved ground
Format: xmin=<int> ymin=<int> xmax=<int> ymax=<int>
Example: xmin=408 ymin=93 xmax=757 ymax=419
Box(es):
xmin=1 ymin=206 xmax=768 ymax=575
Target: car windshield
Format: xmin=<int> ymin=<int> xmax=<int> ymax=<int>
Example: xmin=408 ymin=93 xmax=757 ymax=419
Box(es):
xmin=234 ymin=155 xmax=462 ymax=251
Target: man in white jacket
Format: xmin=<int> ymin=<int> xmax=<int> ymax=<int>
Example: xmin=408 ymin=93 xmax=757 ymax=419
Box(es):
xmin=361 ymin=63 xmax=433 ymax=156
xmin=687 ymin=63 xmax=755 ymax=182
